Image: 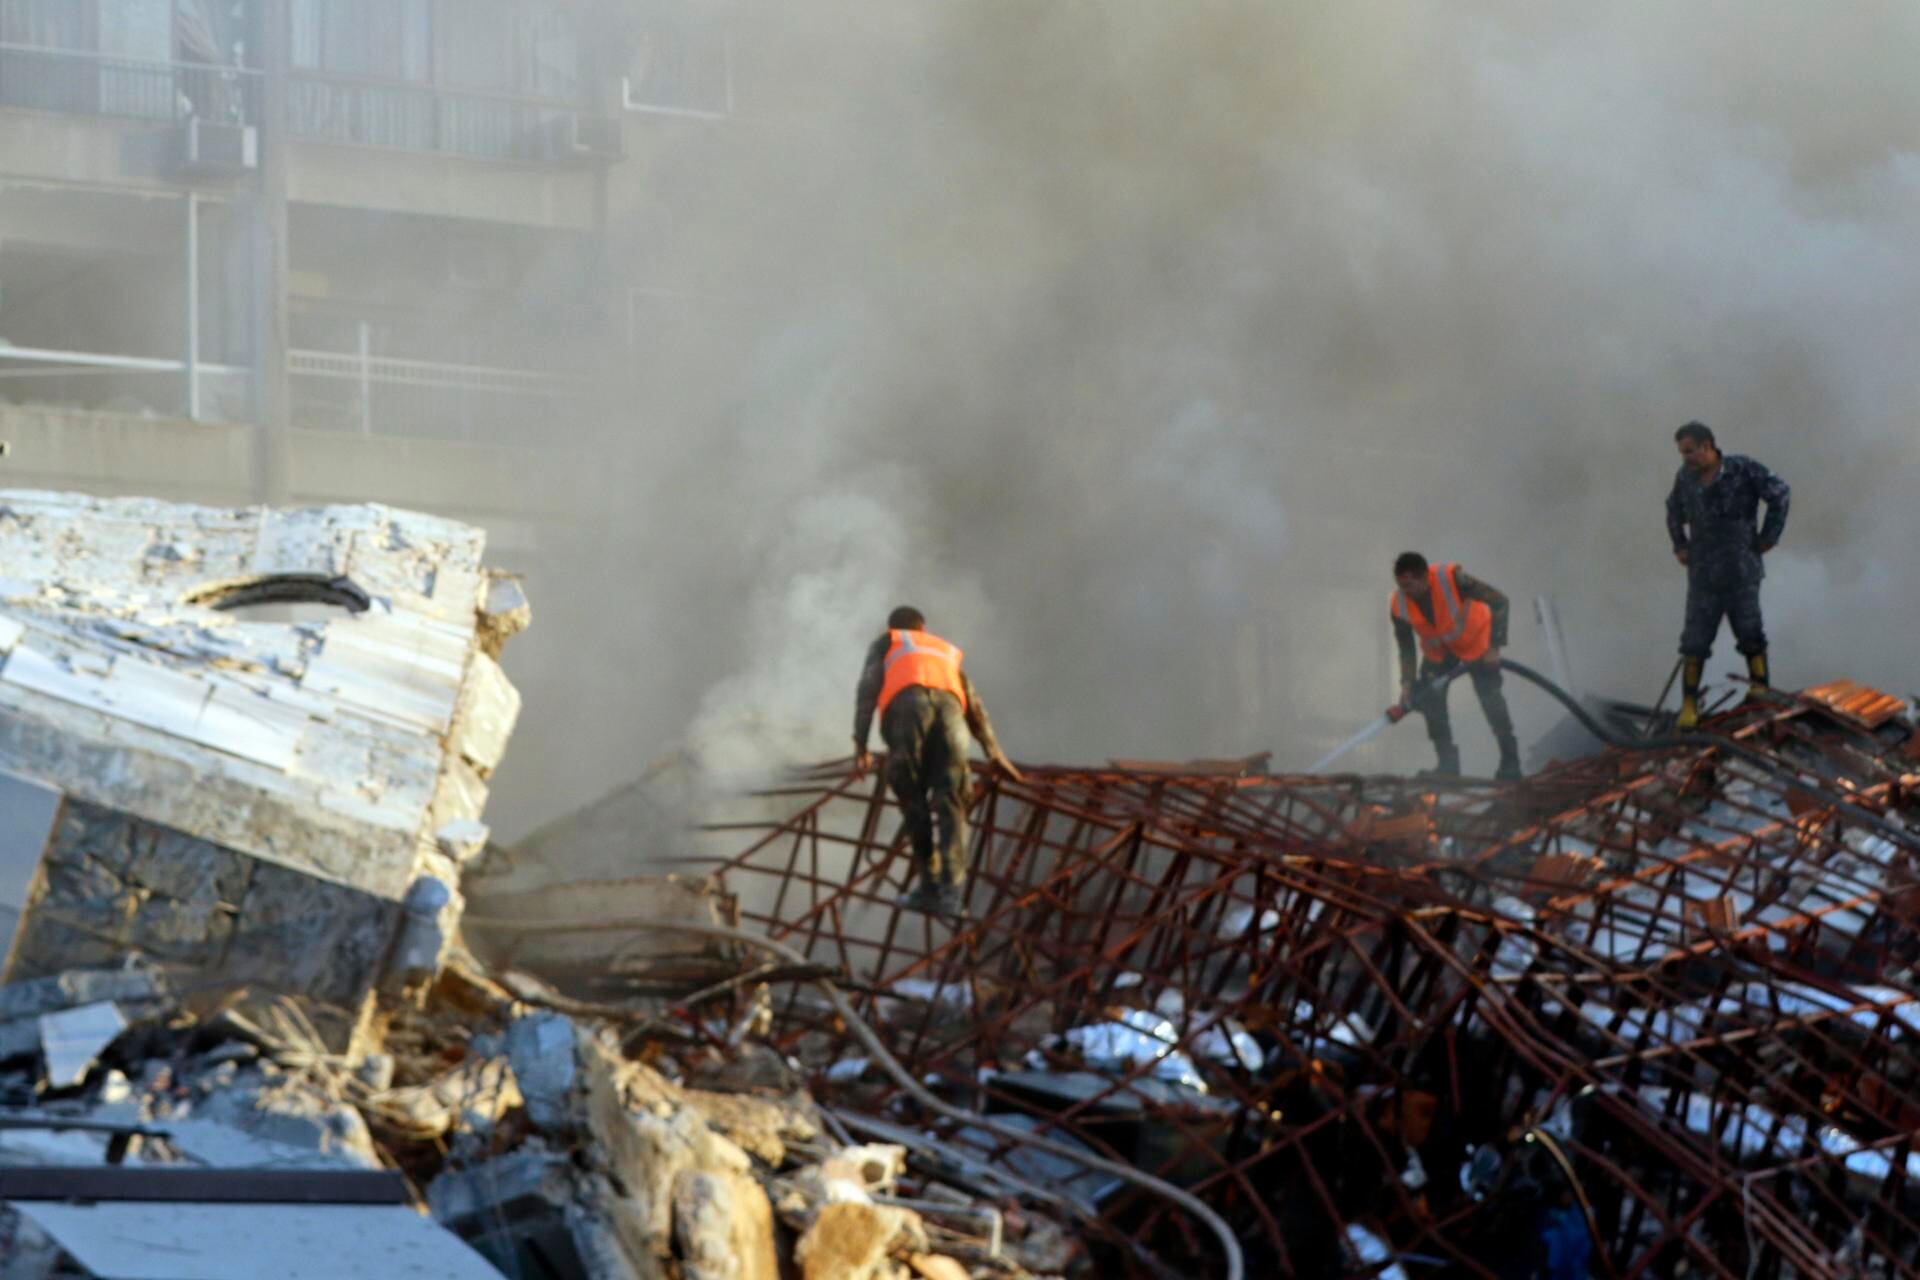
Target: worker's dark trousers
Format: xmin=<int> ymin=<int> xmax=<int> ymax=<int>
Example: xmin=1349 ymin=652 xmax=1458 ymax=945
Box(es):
xmin=1678 ymin=579 xmax=1767 ymax=659
xmin=881 ymin=687 xmax=972 ymax=892
xmin=1414 ymin=656 xmax=1516 ymax=753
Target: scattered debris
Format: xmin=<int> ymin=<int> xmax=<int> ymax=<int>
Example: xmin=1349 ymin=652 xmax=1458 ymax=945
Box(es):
xmin=688 ymin=681 xmax=1920 ymax=1276
xmin=16 ymin=491 xmax=1918 ymax=1276
xmin=36 ymin=1001 xmax=126 ymax=1089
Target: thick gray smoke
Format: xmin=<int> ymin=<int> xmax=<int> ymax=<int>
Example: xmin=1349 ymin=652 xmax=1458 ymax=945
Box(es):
xmin=490 ymin=0 xmax=1920 ymax=843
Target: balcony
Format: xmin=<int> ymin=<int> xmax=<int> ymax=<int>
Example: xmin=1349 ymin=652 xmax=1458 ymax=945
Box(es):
xmin=0 ymin=45 xmax=617 ymax=166
xmin=0 ymin=42 xmax=257 ymax=125
xmin=287 ymin=72 xmax=617 ymax=164
xmin=288 ymin=345 xmax=583 ymax=443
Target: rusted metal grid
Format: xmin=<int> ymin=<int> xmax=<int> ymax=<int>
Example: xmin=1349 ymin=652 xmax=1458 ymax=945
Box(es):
xmin=694 ymin=687 xmax=1920 ymax=1278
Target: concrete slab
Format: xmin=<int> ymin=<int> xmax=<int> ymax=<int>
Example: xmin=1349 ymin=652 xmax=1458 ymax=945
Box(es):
xmin=13 ymin=1201 xmax=505 ymax=1279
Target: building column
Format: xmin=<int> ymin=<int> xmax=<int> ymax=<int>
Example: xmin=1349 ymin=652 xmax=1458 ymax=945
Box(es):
xmin=251 ymin=0 xmax=291 ymax=503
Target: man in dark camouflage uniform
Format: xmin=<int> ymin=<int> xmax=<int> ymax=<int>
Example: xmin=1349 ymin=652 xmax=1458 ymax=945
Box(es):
xmin=853 ymin=606 xmax=1021 ymax=918
xmin=1665 ymin=421 xmax=1791 ymax=729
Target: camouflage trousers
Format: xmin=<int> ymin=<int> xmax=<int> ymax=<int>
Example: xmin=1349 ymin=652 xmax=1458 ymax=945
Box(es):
xmin=882 ymin=687 xmax=972 ymax=892
xmin=1679 ymin=578 xmax=1767 ymax=659
xmin=1414 ymin=655 xmax=1517 ymax=750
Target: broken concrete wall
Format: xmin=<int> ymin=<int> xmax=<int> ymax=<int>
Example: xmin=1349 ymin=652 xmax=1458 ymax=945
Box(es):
xmin=0 ymin=492 xmax=527 ymax=1049
xmin=6 ymin=799 xmax=403 ymax=1044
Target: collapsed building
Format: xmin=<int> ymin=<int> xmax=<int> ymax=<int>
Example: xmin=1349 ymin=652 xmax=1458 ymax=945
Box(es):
xmin=3 ymin=495 xmax=1920 ymax=1278
xmin=667 ymin=680 xmax=1920 ymax=1278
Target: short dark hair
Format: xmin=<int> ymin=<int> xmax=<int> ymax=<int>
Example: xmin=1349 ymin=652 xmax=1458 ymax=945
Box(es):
xmin=1675 ymin=421 xmax=1716 ymax=448
xmin=1393 ymin=552 xmax=1428 ymax=578
xmin=887 ymin=605 xmax=926 ymax=630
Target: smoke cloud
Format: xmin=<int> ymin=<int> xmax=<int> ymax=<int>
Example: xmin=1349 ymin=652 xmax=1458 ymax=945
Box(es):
xmin=487 ymin=0 xmax=1920 ymax=841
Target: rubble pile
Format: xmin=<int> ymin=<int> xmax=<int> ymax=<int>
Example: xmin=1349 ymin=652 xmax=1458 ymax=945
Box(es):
xmin=0 ymin=944 xmax=1070 ymax=1279
xmin=0 ymin=492 xmax=1075 ymax=1278
xmin=8 ymin=490 xmax=1920 ymax=1275
xmin=691 ymin=682 xmax=1920 ymax=1277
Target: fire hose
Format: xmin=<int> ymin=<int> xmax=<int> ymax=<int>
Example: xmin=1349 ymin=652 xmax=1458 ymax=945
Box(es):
xmin=1331 ymin=657 xmax=1920 ymax=857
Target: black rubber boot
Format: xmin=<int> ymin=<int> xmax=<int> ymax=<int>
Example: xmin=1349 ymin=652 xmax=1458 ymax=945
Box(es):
xmin=1745 ymin=651 xmax=1769 ymax=703
xmin=1495 ymin=736 xmax=1522 ymax=782
xmin=899 ymin=882 xmax=967 ymax=920
xmin=1676 ymin=657 xmax=1704 ymax=731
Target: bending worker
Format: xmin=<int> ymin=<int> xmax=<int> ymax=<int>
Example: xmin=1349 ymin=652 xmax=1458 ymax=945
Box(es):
xmin=1390 ymin=552 xmax=1521 ymax=781
xmin=1666 ymin=420 xmax=1791 ymax=730
xmin=853 ymin=606 xmax=1021 ymax=919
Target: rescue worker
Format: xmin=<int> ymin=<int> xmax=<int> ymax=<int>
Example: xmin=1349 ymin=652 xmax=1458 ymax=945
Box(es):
xmin=1390 ymin=552 xmax=1521 ymax=780
xmin=1665 ymin=421 xmax=1791 ymax=730
xmin=853 ymin=606 xmax=1021 ymax=918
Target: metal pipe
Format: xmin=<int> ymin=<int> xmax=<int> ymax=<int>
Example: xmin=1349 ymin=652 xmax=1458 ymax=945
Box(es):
xmin=185 ymin=190 xmax=200 ymax=421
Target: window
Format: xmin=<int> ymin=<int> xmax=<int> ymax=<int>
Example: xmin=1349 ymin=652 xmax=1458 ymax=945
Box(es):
xmin=436 ymin=0 xmax=579 ymax=99
xmin=521 ymin=4 xmax=576 ymax=100
xmin=434 ymin=0 xmax=513 ymax=91
xmin=97 ymin=0 xmax=168 ymax=60
xmin=290 ymin=0 xmax=431 ymax=81
xmin=0 ymin=0 xmax=90 ymax=50
xmin=623 ymin=19 xmax=729 ymax=118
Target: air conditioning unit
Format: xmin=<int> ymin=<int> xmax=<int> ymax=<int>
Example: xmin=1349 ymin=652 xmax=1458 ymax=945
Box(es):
xmin=536 ymin=114 xmax=624 ymax=164
xmin=172 ymin=117 xmax=257 ymax=177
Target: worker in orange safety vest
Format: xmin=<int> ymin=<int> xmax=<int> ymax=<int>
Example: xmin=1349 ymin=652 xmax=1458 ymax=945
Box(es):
xmin=1389 ymin=552 xmax=1521 ymax=780
xmin=853 ymin=605 xmax=1022 ymax=919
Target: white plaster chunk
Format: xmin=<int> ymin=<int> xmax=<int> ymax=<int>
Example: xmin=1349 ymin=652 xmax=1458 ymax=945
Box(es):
xmin=38 ymin=1000 xmax=126 ymax=1087
xmin=452 ymin=651 xmax=520 ymax=774
xmin=435 ymin=819 xmax=492 ymax=866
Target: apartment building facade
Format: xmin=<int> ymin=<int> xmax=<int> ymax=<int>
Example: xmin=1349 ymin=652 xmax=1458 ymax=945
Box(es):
xmin=0 ymin=0 xmax=736 ymax=831
xmin=0 ymin=0 xmax=733 ymax=497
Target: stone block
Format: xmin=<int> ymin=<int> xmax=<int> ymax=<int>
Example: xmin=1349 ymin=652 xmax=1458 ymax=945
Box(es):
xmin=795 ymin=1202 xmax=928 ymax=1280
xmin=123 ymin=825 xmax=250 ymax=906
xmin=218 ymin=861 xmax=399 ymax=1007
xmin=674 ymin=1169 xmax=780 ymax=1280
xmin=434 ymin=819 xmax=491 ymax=867
xmin=505 ymin=1011 xmax=577 ymax=1136
xmin=451 ymin=652 xmax=519 ymax=776
xmin=684 ymin=1089 xmax=819 ymax=1167
xmin=190 ymin=1067 xmax=381 ymax=1168
xmin=427 ymin=756 xmax=489 ymax=832
xmin=127 ymin=894 xmax=235 ymax=967
xmin=5 ymin=914 xmax=129 ymax=977
xmin=0 ymin=966 xmax=162 ymax=1021
xmin=33 ymin=854 xmax=135 ymax=943
xmin=47 ymin=801 xmax=134 ymax=876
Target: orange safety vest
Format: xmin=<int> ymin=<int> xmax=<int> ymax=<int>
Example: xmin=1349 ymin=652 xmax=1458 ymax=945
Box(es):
xmin=877 ymin=629 xmax=969 ymax=715
xmin=1390 ymin=564 xmax=1493 ymax=663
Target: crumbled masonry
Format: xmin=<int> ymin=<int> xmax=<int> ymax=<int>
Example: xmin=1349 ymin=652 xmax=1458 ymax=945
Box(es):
xmin=0 ymin=491 xmax=526 ymax=1051
xmin=0 ymin=491 xmax=1034 ymax=1280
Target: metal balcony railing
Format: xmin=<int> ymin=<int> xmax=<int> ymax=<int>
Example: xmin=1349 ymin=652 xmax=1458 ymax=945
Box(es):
xmin=0 ymin=46 xmax=611 ymax=165
xmin=0 ymin=42 xmax=256 ymax=124
xmin=288 ymin=345 xmax=583 ymax=441
xmin=286 ymin=72 xmax=606 ymax=163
